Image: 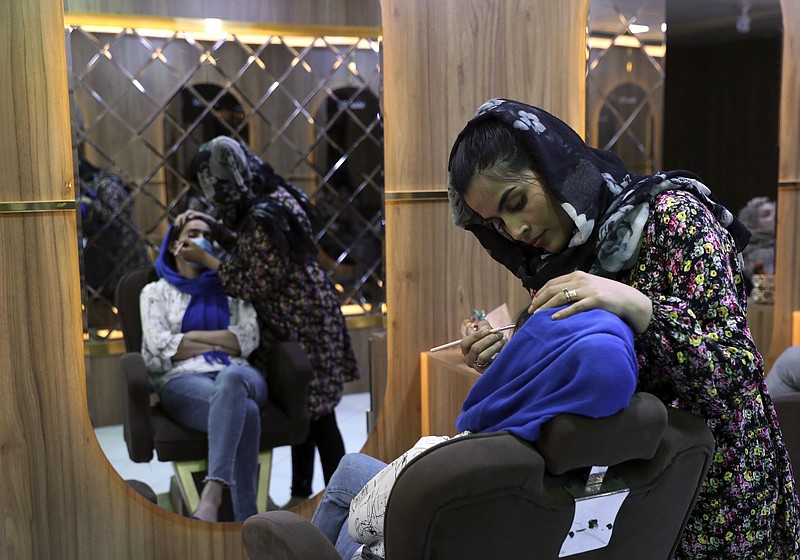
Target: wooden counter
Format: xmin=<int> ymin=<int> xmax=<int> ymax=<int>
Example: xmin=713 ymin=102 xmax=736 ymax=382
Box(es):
xmin=747 ymin=299 xmax=775 ymax=359
xmin=420 ymin=349 xmax=481 ymax=436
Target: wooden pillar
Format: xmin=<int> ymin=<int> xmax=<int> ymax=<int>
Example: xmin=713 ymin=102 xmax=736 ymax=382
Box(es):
xmin=364 ymin=0 xmax=590 ymax=462
xmin=767 ymin=0 xmax=800 ymax=372
xmin=0 ymin=1 xmax=246 ymax=557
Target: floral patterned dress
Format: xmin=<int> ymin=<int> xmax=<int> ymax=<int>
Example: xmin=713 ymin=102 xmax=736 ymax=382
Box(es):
xmin=627 ymin=190 xmax=799 ymax=558
xmin=215 ymin=186 xmax=359 ymax=420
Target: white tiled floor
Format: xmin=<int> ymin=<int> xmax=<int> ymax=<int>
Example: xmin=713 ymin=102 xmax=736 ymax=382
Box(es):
xmin=94 ymin=392 xmax=371 ymax=509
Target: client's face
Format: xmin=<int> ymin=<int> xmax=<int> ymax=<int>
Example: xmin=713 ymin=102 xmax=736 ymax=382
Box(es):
xmin=464 ymin=170 xmax=574 ymax=254
xmin=178 ymin=219 xmax=212 ymax=244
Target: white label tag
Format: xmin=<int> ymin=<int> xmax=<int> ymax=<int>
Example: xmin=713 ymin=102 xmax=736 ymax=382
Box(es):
xmin=559 ymin=489 xmax=630 ymax=557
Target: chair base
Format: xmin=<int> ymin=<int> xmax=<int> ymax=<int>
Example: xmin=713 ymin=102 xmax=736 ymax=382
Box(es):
xmin=170 ymin=450 xmax=274 ymax=518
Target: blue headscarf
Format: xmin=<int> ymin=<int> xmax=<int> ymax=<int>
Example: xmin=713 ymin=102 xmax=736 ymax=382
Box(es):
xmin=154 ymin=225 xmax=231 ymax=365
xmin=456 ymin=306 xmax=638 ymax=442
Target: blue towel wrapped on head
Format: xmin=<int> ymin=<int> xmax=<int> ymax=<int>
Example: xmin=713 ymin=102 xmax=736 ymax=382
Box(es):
xmin=456 ymin=306 xmax=638 ymax=442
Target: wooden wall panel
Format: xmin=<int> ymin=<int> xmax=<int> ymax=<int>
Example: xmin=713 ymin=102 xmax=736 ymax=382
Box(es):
xmin=62 ymin=0 xmax=380 ymax=27
xmin=0 ymin=0 xmax=250 ymax=557
xmin=768 ymin=0 xmax=800 ymax=370
xmin=364 ymin=0 xmax=590 ymax=462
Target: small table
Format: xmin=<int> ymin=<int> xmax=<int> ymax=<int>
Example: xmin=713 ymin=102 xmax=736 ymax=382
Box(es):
xmin=420 ymin=348 xmax=481 ymax=436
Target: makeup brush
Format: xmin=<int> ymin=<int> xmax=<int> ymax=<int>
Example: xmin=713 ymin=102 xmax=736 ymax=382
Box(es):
xmin=429 ymin=323 xmax=515 ymax=352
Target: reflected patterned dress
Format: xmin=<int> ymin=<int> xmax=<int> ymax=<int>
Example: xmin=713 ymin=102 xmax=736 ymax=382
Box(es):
xmin=215 ymin=186 xmax=359 ymax=420
xmin=627 ymin=191 xmax=800 ymax=558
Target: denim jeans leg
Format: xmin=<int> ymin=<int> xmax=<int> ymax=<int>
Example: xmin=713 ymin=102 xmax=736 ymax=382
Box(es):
xmin=310 ymin=453 xmax=387 ymax=552
xmin=207 ymin=364 xmax=268 ymax=521
xmin=335 ymin=521 xmax=363 ymax=560
xmin=158 ymin=373 xmax=216 ymax=433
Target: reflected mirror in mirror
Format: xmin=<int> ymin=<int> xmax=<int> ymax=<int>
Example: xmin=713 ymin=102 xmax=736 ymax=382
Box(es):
xmin=69 ymin=14 xmax=384 ymax=519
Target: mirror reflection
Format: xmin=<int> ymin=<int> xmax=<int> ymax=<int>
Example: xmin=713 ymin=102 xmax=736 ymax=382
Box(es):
xmin=69 ymin=15 xmax=384 ymax=519
xmin=70 ymin=21 xmax=384 ymax=339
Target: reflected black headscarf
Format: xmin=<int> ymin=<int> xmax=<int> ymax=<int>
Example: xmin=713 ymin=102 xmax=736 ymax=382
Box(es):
xmin=447 ymin=99 xmax=750 ymax=290
xmin=192 ymin=136 xmax=318 ymax=263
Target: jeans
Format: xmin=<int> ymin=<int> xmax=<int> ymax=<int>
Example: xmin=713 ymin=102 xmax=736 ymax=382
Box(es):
xmin=159 ymin=364 xmax=268 ymax=521
xmin=291 ymin=411 xmax=346 ymax=497
xmin=311 ymin=453 xmax=387 ymax=559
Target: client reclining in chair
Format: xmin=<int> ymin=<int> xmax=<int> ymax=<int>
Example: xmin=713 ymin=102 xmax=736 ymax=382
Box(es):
xmin=140 ymin=217 xmax=265 ymax=522
xmin=310 ymin=305 xmax=638 ymax=559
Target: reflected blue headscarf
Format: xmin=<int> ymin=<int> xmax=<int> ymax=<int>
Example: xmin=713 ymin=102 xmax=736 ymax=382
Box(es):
xmin=154 ymin=225 xmax=230 ymax=365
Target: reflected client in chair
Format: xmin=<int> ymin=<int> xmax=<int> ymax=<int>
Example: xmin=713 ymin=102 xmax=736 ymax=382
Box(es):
xmin=141 ymin=217 xmax=265 ymax=522
xmin=309 ymin=305 xmax=638 ymax=560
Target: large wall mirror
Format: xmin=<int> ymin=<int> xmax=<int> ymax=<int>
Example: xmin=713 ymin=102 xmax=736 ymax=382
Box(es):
xmin=67 ymin=13 xmax=384 ymax=519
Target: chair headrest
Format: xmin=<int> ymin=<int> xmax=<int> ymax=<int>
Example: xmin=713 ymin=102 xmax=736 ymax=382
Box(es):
xmin=534 ymin=392 xmax=667 ymax=475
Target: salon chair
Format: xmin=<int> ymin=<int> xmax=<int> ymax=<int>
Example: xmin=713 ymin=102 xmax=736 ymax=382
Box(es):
xmin=116 ymin=267 xmax=312 ymax=518
xmin=771 ymin=393 xmax=800 ymax=476
xmin=241 ymin=392 xmax=714 ymax=559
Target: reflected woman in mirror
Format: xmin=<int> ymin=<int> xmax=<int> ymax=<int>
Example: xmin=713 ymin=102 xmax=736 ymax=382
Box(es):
xmin=176 ymin=136 xmax=359 ymax=510
xmin=141 ymin=217 xmax=265 ymax=522
xmin=737 ymin=196 xmax=777 ymax=296
xmin=448 ymin=99 xmax=799 ymax=558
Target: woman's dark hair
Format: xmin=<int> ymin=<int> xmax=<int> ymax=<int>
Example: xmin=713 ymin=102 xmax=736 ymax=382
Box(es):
xmin=449 ymin=119 xmax=538 ymax=197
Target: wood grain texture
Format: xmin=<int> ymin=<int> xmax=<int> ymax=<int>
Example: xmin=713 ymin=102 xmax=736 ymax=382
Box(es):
xmin=747 ymin=301 xmax=775 ymax=359
xmin=363 ymin=0 xmax=590 ymax=463
xmin=421 ymin=349 xmax=481 ymax=436
xmin=767 ymin=0 xmax=800 ymax=371
xmin=1 ymin=0 xmax=382 ymax=556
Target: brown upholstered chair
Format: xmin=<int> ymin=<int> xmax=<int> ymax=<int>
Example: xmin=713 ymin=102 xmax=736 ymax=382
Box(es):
xmin=116 ymin=266 xmax=312 ymax=518
xmin=241 ymin=392 xmax=714 ymax=559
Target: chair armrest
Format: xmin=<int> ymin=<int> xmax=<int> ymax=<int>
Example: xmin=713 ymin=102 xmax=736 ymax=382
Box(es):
xmin=264 ymin=341 xmax=312 ymax=443
xmin=119 ymin=352 xmax=155 ymax=462
xmin=242 ymin=511 xmax=341 ymax=560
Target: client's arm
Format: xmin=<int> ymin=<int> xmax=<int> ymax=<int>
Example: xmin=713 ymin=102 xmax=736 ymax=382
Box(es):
xmin=181 ymin=330 xmax=241 ymax=356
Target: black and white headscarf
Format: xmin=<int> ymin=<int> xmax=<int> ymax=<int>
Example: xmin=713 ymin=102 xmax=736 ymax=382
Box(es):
xmin=447 ymin=99 xmax=750 ymax=290
xmin=193 ymin=136 xmax=318 ymax=262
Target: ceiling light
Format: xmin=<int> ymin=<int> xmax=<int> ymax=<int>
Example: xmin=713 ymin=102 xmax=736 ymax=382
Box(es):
xmin=629 ymin=24 xmax=649 ymax=34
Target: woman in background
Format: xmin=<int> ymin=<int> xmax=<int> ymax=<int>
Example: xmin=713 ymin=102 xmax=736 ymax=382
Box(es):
xmin=176 ymin=136 xmax=359 ymax=509
xmin=737 ymin=196 xmax=776 ymax=296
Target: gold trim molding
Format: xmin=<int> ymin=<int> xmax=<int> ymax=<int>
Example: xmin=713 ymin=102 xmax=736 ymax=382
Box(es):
xmin=0 ymin=200 xmax=76 ymax=214
xmin=64 ymin=12 xmax=381 ymax=41
xmin=385 ymin=190 xmax=449 ymax=202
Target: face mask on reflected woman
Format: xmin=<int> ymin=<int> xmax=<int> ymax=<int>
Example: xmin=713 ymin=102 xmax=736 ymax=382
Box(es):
xmin=186 ymin=237 xmax=216 ymax=269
